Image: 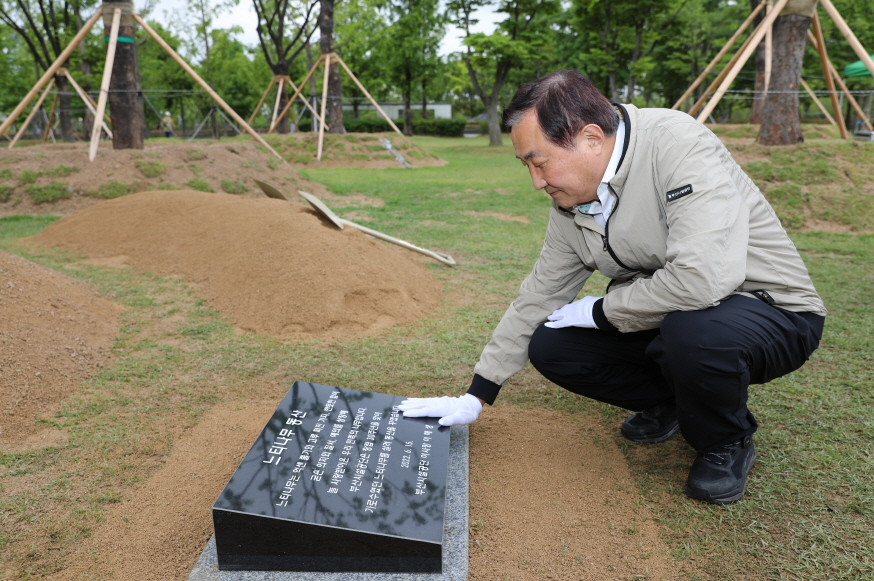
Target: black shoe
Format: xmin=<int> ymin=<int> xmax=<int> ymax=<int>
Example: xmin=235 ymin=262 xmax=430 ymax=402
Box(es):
xmin=621 ymin=401 xmax=679 ymax=443
xmin=685 ymin=436 xmax=756 ymax=505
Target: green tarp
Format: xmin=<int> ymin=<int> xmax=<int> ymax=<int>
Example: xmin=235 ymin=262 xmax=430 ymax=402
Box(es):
xmin=844 ymin=57 xmax=874 ymax=77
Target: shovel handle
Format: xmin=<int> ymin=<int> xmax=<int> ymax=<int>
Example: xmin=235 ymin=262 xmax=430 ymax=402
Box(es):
xmin=337 ymin=219 xmax=456 ymax=266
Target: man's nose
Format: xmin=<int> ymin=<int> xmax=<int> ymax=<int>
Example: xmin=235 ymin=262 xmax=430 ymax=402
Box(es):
xmin=529 ymin=168 xmax=546 ymax=190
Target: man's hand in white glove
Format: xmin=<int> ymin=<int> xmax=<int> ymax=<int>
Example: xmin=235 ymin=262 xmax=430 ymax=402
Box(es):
xmin=545 ymin=295 xmax=602 ymax=329
xmin=397 ymin=393 xmax=483 ymax=426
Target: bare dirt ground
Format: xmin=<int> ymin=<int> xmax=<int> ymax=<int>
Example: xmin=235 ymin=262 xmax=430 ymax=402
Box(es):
xmin=0 ymin=250 xmax=121 ymax=452
xmin=24 ymin=190 xmax=440 ymax=341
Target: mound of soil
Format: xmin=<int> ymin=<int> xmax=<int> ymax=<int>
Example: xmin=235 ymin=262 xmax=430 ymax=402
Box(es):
xmin=25 ymin=190 xmax=441 ymax=340
xmin=0 ymin=135 xmax=444 ymax=218
xmin=0 ymin=251 xmax=120 ymax=450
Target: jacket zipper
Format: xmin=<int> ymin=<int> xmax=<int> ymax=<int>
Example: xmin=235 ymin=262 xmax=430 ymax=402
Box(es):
xmin=601 ymin=184 xmax=634 ymax=272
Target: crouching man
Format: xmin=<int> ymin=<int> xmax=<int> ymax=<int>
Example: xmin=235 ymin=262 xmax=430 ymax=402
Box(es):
xmin=399 ymin=70 xmax=826 ymax=505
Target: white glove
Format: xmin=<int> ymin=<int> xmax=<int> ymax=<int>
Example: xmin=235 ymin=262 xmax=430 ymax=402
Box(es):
xmin=397 ymin=394 xmax=483 ymax=426
xmin=545 ymin=295 xmax=601 ymax=329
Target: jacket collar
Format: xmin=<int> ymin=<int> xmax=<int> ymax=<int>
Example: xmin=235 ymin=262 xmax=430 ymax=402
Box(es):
xmin=608 ymin=103 xmax=635 ymax=194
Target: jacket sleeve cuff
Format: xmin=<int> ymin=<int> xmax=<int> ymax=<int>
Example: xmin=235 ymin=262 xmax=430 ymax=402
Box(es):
xmin=467 ymin=374 xmax=501 ymax=405
xmin=592 ymin=298 xmax=619 ymax=332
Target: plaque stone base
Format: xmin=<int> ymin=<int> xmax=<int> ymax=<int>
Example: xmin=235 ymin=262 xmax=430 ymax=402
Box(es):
xmin=188 ymin=424 xmax=468 ymax=581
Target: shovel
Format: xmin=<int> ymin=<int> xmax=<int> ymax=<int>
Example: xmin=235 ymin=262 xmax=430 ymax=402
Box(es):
xmin=254 ymin=179 xmax=456 ymax=266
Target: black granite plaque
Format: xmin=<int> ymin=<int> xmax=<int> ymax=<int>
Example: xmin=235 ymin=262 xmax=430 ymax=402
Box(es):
xmin=212 ymin=381 xmax=451 ymax=573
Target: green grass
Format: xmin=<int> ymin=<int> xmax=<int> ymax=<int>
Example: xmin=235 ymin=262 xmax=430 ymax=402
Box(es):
xmin=18 ymin=169 xmax=40 ymax=184
xmin=135 ymin=160 xmax=166 ymax=178
xmin=91 ymin=180 xmax=134 ymax=199
xmin=0 ymin=185 xmax=13 ymax=203
xmin=44 ymin=165 xmax=79 ymax=178
xmin=0 ymin=136 xmax=872 ymax=580
xmin=186 ymin=179 xmax=213 ymax=192
xmin=26 ymin=181 xmax=70 ymax=204
xmin=220 ymin=179 xmax=247 ymax=194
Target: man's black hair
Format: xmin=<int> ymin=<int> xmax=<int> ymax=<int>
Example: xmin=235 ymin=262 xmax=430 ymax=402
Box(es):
xmin=502 ymin=69 xmax=619 ymax=148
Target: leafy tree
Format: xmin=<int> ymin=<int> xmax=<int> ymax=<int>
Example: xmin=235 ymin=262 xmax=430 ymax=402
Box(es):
xmin=137 ymin=21 xmax=195 ymax=130
xmin=0 ymin=26 xmax=37 ymax=115
xmin=449 ymin=0 xmax=559 ymax=145
xmin=0 ymin=0 xmax=98 ymax=141
xmin=208 ymin=28 xmax=273 ymax=116
xmin=384 ymin=0 xmax=446 ymax=135
xmin=564 ymin=0 xmax=685 ymax=102
xmin=335 ymin=0 xmax=390 ymax=117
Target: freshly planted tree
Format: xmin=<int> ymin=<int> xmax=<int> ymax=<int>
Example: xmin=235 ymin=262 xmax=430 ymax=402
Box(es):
xmin=318 ymin=0 xmax=346 ymax=133
xmin=758 ymin=0 xmax=816 ymax=145
xmin=252 ymin=0 xmax=320 ymax=133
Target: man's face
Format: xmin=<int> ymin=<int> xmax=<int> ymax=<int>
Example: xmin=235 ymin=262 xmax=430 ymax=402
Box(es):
xmin=511 ymin=111 xmax=613 ymax=209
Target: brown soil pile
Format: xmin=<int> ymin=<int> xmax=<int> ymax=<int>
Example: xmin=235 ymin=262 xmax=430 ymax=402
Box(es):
xmin=44 ymin=405 xmax=680 ymax=581
xmin=25 ymin=190 xmax=441 ymax=340
xmin=0 ymin=251 xmax=120 ymax=450
xmin=469 ymin=408 xmax=681 ymax=580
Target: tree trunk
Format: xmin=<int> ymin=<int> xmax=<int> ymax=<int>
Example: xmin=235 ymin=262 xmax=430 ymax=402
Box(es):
xmin=485 ymin=94 xmax=502 ymax=146
xmin=104 ymin=0 xmax=144 ymax=150
xmin=750 ymin=0 xmax=766 ymax=124
xmin=421 ymin=78 xmax=428 ymax=119
xmin=319 ymin=0 xmax=345 ymax=134
xmin=403 ymin=69 xmax=413 ymax=136
xmin=758 ymin=14 xmax=810 ymax=145
xmin=54 ymin=74 xmax=74 ymax=142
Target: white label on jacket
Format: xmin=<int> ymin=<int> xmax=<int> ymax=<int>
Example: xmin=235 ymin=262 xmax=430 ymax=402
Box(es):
xmin=666 ymin=184 xmax=693 ymax=202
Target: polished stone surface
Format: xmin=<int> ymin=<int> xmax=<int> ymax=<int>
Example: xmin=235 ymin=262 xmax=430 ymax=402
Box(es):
xmin=187 ymin=425 xmax=468 ymax=581
xmin=212 ymin=382 xmax=452 ymax=573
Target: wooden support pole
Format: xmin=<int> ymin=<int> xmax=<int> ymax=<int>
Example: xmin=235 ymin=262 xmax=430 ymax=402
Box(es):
xmin=688 ymin=17 xmax=768 ymax=117
xmin=807 ymin=30 xmax=874 ymax=132
xmin=271 ymin=77 xmax=285 ymax=128
xmin=0 ymin=11 xmax=102 ymax=139
xmin=269 ymin=57 xmax=326 ymax=134
xmin=800 ymin=77 xmax=837 ymax=125
xmin=248 ymin=76 xmax=277 ymax=126
xmin=61 ymin=68 xmax=113 ymax=138
xmin=697 ymin=0 xmax=790 ymax=123
xmin=9 ymin=79 xmax=56 ymax=148
xmin=316 ymin=54 xmax=331 ymax=160
xmin=672 ymin=1 xmax=765 ymax=110
xmin=132 ymin=12 xmax=285 ymax=161
xmin=811 ymin=13 xmax=848 ymax=139
xmin=764 ymin=0 xmax=773 ymax=96
xmin=819 ymin=0 xmax=874 ymax=80
xmin=282 ymin=77 xmax=317 ymax=128
xmin=90 ymin=7 xmax=121 ymax=161
xmin=334 ymin=54 xmax=405 ymax=137
xmin=41 ymin=92 xmax=60 ymax=144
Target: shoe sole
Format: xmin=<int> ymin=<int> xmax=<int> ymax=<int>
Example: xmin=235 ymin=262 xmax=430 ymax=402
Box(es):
xmin=685 ymin=449 xmax=757 ymax=505
xmin=621 ymin=420 xmax=680 ymax=444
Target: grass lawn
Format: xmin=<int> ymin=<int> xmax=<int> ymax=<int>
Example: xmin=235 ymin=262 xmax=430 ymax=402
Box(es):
xmin=1 ymin=135 xmax=872 ymax=579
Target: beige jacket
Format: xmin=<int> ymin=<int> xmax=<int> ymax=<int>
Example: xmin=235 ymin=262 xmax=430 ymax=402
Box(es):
xmin=474 ymin=104 xmax=826 ymax=388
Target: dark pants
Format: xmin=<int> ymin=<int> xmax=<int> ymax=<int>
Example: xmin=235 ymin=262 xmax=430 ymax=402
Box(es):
xmin=528 ymin=295 xmax=824 ymax=452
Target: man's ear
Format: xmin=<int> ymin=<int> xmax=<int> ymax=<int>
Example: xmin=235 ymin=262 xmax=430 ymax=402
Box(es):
xmin=579 ymin=124 xmax=606 ymax=151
